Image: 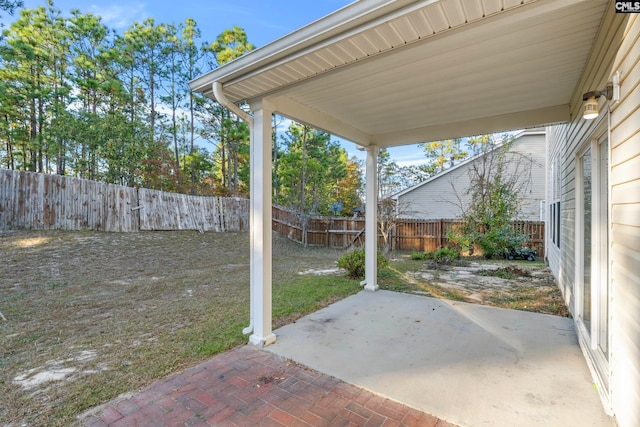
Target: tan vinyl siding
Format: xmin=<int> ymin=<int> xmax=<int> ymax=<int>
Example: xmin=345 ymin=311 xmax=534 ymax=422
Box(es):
xmin=398 ymin=133 xmax=545 ymax=221
xmin=610 ymin=12 xmax=640 ymax=427
xmin=398 ymin=161 xmax=471 ymax=219
xmin=545 ymin=125 xmax=574 ymax=306
xmin=547 ymin=9 xmax=638 ymax=427
xmin=508 ymin=133 xmax=547 ymax=220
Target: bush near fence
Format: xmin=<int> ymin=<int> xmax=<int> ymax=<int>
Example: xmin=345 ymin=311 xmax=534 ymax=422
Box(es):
xmin=272 ymin=205 xmax=545 ymax=255
xmin=0 ymin=169 xmax=249 ymax=232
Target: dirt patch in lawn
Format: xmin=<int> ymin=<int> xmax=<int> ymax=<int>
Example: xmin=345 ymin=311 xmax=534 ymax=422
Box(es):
xmin=383 ymin=255 xmax=570 ymax=318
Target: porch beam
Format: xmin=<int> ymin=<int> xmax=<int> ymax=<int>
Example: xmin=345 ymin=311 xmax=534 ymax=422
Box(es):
xmin=372 ymin=105 xmax=570 ymax=147
xmin=248 ymin=98 xmax=276 ymax=347
xmin=269 ymin=96 xmax=372 ymax=146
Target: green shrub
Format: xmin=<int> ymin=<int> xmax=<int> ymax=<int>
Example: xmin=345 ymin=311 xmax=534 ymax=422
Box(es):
xmin=411 ymin=249 xmax=459 ymax=263
xmin=476 ymin=225 xmax=528 ymax=259
xmin=410 ymin=251 xmax=433 ymax=260
xmin=446 ymin=229 xmax=473 ymax=255
xmin=433 ymin=247 xmax=460 ymax=262
xmin=337 ymin=249 xmax=388 ymax=279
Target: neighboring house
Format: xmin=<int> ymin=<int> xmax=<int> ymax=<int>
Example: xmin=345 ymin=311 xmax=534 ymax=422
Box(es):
xmin=393 ymin=129 xmax=545 ymax=221
xmin=191 ymin=2 xmax=639 ymax=426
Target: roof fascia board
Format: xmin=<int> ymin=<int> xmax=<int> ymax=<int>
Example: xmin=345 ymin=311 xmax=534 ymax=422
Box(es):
xmin=372 ymin=105 xmax=569 ymax=147
xmin=270 ymin=96 xmax=372 ymax=145
xmin=189 ymin=0 xmax=416 ymax=94
xmin=512 ymin=128 xmax=546 ymax=139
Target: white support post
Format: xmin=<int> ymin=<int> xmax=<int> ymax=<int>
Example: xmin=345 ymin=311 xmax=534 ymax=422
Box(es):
xmin=248 ymin=99 xmax=276 ymax=347
xmin=364 ymin=145 xmax=379 ymax=291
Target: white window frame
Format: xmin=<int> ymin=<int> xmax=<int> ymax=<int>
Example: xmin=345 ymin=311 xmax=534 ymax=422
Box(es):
xmin=574 ymin=117 xmax=612 ymax=413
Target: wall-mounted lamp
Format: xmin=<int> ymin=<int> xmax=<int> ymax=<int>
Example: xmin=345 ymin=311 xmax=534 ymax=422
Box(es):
xmin=582 ymin=72 xmax=621 ymax=120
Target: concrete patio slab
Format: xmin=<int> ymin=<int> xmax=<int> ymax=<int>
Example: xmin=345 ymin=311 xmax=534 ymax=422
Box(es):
xmin=266 ymin=290 xmax=615 ymax=427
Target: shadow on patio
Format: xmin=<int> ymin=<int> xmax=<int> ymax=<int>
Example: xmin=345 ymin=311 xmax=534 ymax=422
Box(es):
xmin=266 ymin=290 xmax=615 ymax=427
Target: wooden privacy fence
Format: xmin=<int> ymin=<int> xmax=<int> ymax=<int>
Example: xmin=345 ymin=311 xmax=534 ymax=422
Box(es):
xmin=0 ymin=169 xmax=249 ymax=232
xmin=272 ymin=205 xmax=545 ymax=254
xmin=392 ymin=219 xmax=545 ymax=255
xmin=272 ymin=206 xmax=370 ymax=247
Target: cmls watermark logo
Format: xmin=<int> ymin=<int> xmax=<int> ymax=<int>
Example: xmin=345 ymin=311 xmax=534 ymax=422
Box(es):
xmin=615 ymin=1 xmax=640 ymax=12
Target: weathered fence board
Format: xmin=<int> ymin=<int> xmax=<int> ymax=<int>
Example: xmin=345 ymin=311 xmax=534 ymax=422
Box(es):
xmin=0 ymin=170 xmax=140 ymax=231
xmin=392 ymin=219 xmax=459 ymax=252
xmin=218 ymin=197 xmax=249 ymax=232
xmin=0 ymin=169 xmax=249 ymax=232
xmin=272 ymin=205 xmax=546 ymax=254
xmin=137 ymin=189 xmax=248 ymax=232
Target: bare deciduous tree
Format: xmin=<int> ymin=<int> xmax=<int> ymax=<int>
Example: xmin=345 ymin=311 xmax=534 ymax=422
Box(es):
xmin=450 ymin=134 xmax=538 ymax=257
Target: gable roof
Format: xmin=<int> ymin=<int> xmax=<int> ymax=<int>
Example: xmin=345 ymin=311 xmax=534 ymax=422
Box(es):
xmin=392 ymin=128 xmax=545 ymax=199
xmin=190 ymin=0 xmax=608 ymax=146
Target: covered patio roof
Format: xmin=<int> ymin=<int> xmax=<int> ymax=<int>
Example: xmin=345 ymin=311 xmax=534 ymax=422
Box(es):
xmin=190 ymin=0 xmax=608 ymax=146
xmin=189 ymin=0 xmax=609 ymax=348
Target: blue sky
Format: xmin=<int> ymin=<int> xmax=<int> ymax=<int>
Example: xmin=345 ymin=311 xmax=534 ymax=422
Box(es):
xmin=3 ymin=0 xmax=427 ymax=166
xmin=14 ymin=0 xmax=355 ymax=47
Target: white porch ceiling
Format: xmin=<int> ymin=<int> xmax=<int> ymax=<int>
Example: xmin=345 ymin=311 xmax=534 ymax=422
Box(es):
xmin=190 ymin=0 xmax=608 ymax=146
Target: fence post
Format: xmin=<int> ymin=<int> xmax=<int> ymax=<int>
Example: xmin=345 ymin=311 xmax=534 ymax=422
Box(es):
xmin=135 ymin=187 xmax=141 ymax=232
xmin=343 ymin=219 xmax=347 ymax=248
xmin=326 ymin=219 xmax=330 ymax=248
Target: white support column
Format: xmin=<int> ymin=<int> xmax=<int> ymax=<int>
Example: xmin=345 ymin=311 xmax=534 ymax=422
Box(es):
xmin=248 ymin=99 xmax=276 ymax=347
xmin=364 ymin=145 xmax=379 ymax=292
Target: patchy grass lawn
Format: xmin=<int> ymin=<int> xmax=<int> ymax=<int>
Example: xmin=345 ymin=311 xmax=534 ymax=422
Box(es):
xmin=1 ymin=231 xmax=569 ymax=427
xmin=379 ymin=253 xmax=570 ymax=318
xmin=0 ymin=230 xmax=359 ymax=427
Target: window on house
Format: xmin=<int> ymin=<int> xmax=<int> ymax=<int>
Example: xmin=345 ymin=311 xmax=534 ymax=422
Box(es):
xmin=549 ymin=160 xmax=561 ymax=249
xmin=555 ymin=201 xmax=561 ymax=248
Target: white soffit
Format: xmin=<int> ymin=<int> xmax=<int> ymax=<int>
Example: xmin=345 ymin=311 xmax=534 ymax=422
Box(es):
xmin=190 ymin=0 xmax=608 ymax=146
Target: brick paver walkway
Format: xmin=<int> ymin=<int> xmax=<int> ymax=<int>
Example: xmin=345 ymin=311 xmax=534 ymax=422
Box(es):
xmin=81 ymin=345 xmax=456 ymax=427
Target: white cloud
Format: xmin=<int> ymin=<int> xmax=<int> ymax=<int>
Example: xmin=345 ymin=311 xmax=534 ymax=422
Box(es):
xmin=89 ymin=3 xmax=148 ymax=30
xmin=274 ymin=116 xmax=294 ymax=132
xmin=395 ymin=158 xmax=427 ymax=168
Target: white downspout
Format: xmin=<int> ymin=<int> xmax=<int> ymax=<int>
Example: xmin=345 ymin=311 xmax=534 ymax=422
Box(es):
xmin=212 ymin=82 xmax=255 ymax=336
xmin=213 ymin=82 xmax=253 ymax=125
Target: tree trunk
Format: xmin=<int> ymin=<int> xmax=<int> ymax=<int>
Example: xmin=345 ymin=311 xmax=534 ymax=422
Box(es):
xmin=272 ymin=115 xmax=279 ymax=203
xmin=221 ymin=135 xmax=226 ymax=192
xmin=233 ymin=124 xmax=239 ymax=195
xmin=189 ymin=92 xmax=195 ymax=196
xmin=37 ymin=94 xmax=44 ymax=173
xmin=300 ymin=126 xmax=308 ymax=212
xmin=227 ymin=138 xmax=233 ymax=196
xmin=29 ymin=66 xmax=37 ymax=172
xmin=5 ymin=116 xmax=15 ymax=170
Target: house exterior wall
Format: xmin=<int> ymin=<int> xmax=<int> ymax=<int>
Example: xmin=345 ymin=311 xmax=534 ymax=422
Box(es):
xmin=545 ymin=125 xmax=576 ymax=310
xmin=608 ymin=12 xmax=639 ymax=427
xmin=397 ymin=132 xmax=545 ymax=221
xmin=546 ymin=9 xmax=639 ymax=427
xmin=397 ymin=156 xmax=474 ymax=219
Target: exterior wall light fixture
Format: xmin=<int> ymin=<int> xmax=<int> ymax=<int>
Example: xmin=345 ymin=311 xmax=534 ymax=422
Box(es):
xmin=582 ymin=71 xmax=621 ymax=120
